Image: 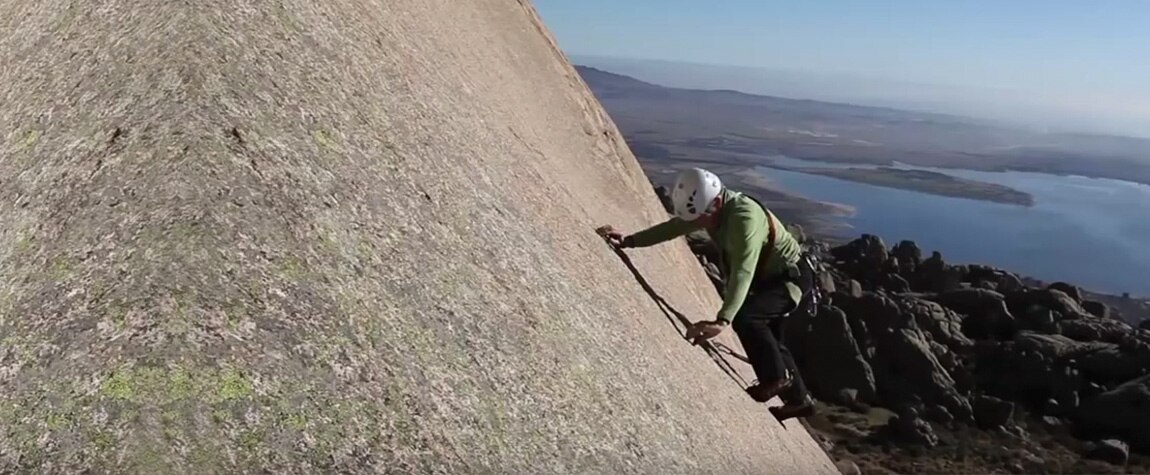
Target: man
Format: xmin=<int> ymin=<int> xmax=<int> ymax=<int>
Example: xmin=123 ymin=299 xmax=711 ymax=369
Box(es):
xmin=598 ymin=167 xmax=817 ymax=422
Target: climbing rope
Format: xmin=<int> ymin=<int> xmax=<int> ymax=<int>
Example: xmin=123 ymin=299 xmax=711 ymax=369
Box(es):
xmin=603 ymin=239 xmax=750 ymax=388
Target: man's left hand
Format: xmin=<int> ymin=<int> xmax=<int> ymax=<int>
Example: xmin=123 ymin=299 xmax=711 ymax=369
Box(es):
xmin=686 ymin=320 xmax=728 ymax=345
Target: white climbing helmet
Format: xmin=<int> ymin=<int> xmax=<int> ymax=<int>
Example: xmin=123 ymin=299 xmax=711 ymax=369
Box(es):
xmin=670 ymin=167 xmax=723 ymax=221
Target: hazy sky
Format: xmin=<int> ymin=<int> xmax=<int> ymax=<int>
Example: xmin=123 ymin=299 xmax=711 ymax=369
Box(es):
xmin=534 ymin=0 xmax=1150 ymax=136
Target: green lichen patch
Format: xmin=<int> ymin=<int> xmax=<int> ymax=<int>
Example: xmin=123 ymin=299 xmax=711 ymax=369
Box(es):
xmin=96 ymin=364 xmax=256 ymax=405
xmin=48 ymin=256 xmax=75 ymax=280
xmin=278 ymin=255 xmax=306 ymax=279
xmin=12 ymin=232 xmax=35 ymax=254
xmin=16 ymin=128 xmax=39 ymax=150
xmin=273 ymin=1 xmax=302 ymax=34
xmin=313 ymin=128 xmax=334 ymax=148
xmin=219 ymin=368 xmax=254 ymax=402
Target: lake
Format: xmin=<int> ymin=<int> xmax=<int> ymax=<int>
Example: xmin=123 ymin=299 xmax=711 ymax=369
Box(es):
xmin=756 ymin=156 xmax=1150 ymax=297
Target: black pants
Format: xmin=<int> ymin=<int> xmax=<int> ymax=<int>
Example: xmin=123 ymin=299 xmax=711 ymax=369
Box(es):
xmin=730 ymin=261 xmax=814 ymax=405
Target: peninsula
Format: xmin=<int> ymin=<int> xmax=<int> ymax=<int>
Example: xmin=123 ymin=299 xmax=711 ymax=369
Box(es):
xmin=774 ymin=165 xmax=1036 ymax=206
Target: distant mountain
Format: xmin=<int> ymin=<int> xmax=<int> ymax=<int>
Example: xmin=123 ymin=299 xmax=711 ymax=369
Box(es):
xmin=571 ymin=54 xmax=1150 ymax=139
xmin=575 ymin=65 xmax=1150 ymax=186
xmin=575 ymin=66 xmax=660 ymax=90
xmin=575 ymin=65 xmax=1002 ymax=128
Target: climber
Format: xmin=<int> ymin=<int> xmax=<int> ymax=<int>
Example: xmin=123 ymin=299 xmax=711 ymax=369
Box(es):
xmin=597 ymin=167 xmax=817 ymax=422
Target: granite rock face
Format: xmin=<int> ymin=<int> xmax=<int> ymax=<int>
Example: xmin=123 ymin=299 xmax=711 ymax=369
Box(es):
xmin=0 ymin=2 xmax=839 ymax=473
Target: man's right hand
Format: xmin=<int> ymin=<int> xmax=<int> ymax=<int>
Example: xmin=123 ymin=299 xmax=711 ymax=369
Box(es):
xmin=595 ymin=225 xmax=626 ymax=248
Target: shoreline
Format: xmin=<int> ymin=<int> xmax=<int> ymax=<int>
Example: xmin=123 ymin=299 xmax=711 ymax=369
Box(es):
xmin=763 ymin=163 xmax=1036 ymax=207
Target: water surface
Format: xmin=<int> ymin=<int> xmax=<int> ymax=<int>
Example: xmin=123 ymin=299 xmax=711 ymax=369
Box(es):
xmin=757 ymin=157 xmax=1150 ymax=297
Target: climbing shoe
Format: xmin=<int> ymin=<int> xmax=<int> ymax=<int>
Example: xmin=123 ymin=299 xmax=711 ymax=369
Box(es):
xmin=769 ymin=396 xmax=817 ymax=424
xmin=745 ymin=377 xmax=793 ymax=403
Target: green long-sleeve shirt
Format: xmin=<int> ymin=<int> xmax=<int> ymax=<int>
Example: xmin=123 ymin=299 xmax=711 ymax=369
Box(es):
xmin=626 ymin=189 xmax=802 ymax=322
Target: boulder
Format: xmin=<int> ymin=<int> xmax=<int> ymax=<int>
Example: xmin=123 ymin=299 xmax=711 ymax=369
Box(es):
xmin=1082 ymin=300 xmax=1111 ymax=319
xmin=869 ymin=327 xmax=973 ymax=422
xmin=923 ymin=404 xmax=955 ymax=424
xmin=879 ymin=273 xmax=911 ymax=293
xmin=1020 ymin=305 xmax=1057 ymax=329
xmin=927 ymin=288 xmax=1019 ymax=341
xmin=1076 ymin=340 xmax=1150 ymax=385
xmin=929 ymin=341 xmax=960 ymax=372
xmin=973 ymin=395 xmax=1015 ymax=429
xmin=791 ymin=305 xmax=878 ymax=404
xmin=843 ymin=280 xmax=862 ymax=299
xmin=898 ymin=297 xmax=972 ymax=352
xmin=1076 ymin=374 xmax=1150 ymax=450
xmin=997 ymin=272 xmax=1024 ymax=293
xmin=833 ymin=423 xmax=870 ymax=440
xmin=1001 ymin=424 xmax=1030 ymax=441
xmin=913 ymin=251 xmax=947 ymax=292
xmin=941 ymin=266 xmax=966 ymax=292
xmin=1005 ymin=288 xmax=1089 ymax=321
xmin=1048 ymin=282 xmax=1083 ymax=303
xmin=1084 ymin=439 xmax=1130 ymax=466
xmin=836 ymin=292 xmax=910 ymax=335
xmin=950 ymin=364 xmax=978 ymax=395
xmin=816 ymin=270 xmax=837 ymax=296
xmin=1083 ymin=381 xmax=1107 ymax=399
xmin=891 ymin=240 xmax=922 ymax=275
xmin=1013 ymin=331 xmax=1112 ymax=361
xmin=891 ymin=240 xmax=922 ymax=264
xmin=830 ymin=234 xmax=888 ymax=270
xmin=928 ymin=288 xmax=1006 ymax=318
xmin=1060 ymin=318 xmax=1133 ymax=344
xmin=973 ymin=335 xmax=1094 ymax=407
xmin=1044 ymin=398 xmax=1066 ymax=415
xmin=1018 ymin=451 xmax=1048 ymax=474
xmin=834 ymin=460 xmax=862 ymax=475
xmin=1051 ymin=391 xmax=1079 ymax=414
xmin=883 ymin=408 xmax=939 ymax=447
xmin=974 ymin=280 xmax=998 ymax=291
xmin=836 ymin=388 xmax=871 ymax=413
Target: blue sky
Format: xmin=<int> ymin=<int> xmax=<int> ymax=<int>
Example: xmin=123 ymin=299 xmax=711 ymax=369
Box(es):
xmin=534 ymin=0 xmax=1150 ymax=135
xmin=534 ymin=0 xmax=1148 ymax=92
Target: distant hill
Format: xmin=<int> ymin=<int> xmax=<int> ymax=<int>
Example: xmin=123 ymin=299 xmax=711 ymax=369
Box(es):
xmin=575 ymin=65 xmax=988 ymax=126
xmin=575 ymin=65 xmax=1150 ymax=186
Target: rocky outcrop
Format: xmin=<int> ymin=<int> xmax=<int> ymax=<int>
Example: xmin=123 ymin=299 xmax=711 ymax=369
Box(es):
xmin=829 ymin=234 xmax=890 ymax=286
xmin=870 ymin=327 xmax=974 ymax=422
xmin=973 ymin=395 xmax=1015 ymax=429
xmin=900 ymin=297 xmax=972 ymax=352
xmin=1005 ymin=288 xmax=1090 ymax=320
xmin=788 ymin=305 xmax=878 ymax=404
xmin=787 ymin=235 xmax=1150 ymax=459
xmin=891 ymin=240 xmax=922 ymax=275
xmin=927 ymin=288 xmax=1017 ymax=340
xmin=1083 ymin=300 xmax=1111 ymax=319
xmin=666 ymin=224 xmax=1150 ymax=474
xmin=1085 ymin=440 xmax=1131 ymax=466
xmin=881 ymin=408 xmax=940 ymax=447
xmin=1048 ymin=282 xmax=1084 ymax=303
xmin=1076 ymin=375 xmax=1150 ymax=449
xmin=1060 ymin=317 xmax=1135 ymax=344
